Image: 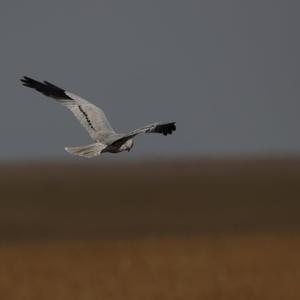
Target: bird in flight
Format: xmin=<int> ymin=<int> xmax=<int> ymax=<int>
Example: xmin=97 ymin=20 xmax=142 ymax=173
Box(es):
xmin=21 ymin=76 xmax=176 ymax=158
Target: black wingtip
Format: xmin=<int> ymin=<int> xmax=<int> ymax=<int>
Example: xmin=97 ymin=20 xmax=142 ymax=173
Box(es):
xmin=167 ymin=122 xmax=176 ymax=135
xmin=20 ymin=76 xmax=72 ymax=100
xmin=20 ymin=76 xmax=32 ymax=84
xmin=157 ymin=122 xmax=176 ymax=136
xmin=21 ymin=75 xmax=33 ymax=82
xmin=20 ymin=76 xmax=41 ymax=88
xmin=168 ymin=122 xmax=176 ymax=134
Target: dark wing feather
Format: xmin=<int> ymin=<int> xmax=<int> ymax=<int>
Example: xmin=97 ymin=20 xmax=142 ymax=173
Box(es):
xmin=152 ymin=122 xmax=176 ymax=136
xmin=21 ymin=76 xmax=72 ymax=99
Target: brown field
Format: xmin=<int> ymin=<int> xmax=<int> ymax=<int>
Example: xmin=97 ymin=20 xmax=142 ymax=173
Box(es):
xmin=0 ymin=159 xmax=300 ymax=299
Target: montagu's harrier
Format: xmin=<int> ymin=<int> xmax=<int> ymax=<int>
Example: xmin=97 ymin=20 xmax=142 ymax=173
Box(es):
xmin=21 ymin=76 xmax=176 ymax=158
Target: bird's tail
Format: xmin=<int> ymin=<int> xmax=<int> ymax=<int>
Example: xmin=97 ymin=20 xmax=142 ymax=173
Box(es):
xmin=65 ymin=142 xmax=106 ymax=158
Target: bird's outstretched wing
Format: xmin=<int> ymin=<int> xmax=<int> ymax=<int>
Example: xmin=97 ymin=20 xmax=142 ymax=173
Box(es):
xmin=111 ymin=122 xmax=176 ymax=148
xmin=21 ymin=76 xmax=115 ymax=142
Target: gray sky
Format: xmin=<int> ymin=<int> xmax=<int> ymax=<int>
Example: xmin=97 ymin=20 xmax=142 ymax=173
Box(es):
xmin=1 ymin=0 xmax=300 ymax=160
